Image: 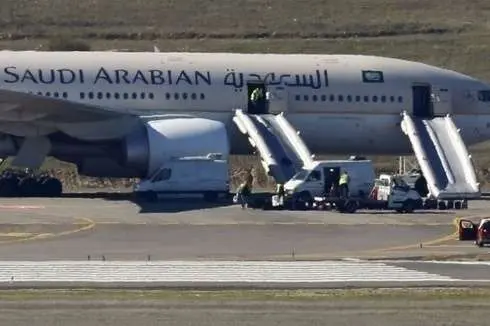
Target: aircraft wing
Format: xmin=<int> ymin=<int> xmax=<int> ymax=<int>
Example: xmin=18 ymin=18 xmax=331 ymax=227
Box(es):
xmin=0 ymin=89 xmax=141 ymax=140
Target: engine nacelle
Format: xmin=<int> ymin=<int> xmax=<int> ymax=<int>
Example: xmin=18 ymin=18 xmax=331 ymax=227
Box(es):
xmin=122 ymin=117 xmax=229 ymax=178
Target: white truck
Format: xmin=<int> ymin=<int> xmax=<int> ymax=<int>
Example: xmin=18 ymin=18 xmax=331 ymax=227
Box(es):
xmin=283 ymin=159 xmax=376 ymax=202
xmin=134 ymin=153 xmax=230 ymax=202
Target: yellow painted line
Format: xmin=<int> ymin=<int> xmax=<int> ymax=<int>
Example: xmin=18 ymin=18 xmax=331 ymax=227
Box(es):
xmin=0 ymin=217 xmax=95 ymax=245
xmin=0 ymin=233 xmax=35 ymax=237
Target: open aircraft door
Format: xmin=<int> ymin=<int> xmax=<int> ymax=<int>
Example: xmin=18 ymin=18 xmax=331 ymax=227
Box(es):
xmin=431 ymin=86 xmax=452 ymax=116
xmin=458 ymin=219 xmax=477 ymax=241
xmin=267 ymin=86 xmax=289 ymax=114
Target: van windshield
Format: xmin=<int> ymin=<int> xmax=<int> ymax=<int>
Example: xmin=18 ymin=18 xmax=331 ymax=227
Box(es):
xmin=291 ymin=169 xmax=309 ymax=181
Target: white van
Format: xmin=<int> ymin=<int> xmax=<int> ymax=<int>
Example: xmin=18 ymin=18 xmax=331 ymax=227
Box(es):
xmin=134 ymin=154 xmax=230 ymax=201
xmin=283 ymin=159 xmax=375 ymax=201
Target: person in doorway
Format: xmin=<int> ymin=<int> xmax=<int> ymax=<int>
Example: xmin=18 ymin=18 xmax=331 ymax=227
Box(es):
xmin=338 ymin=170 xmax=350 ymax=199
xmin=250 ymin=87 xmax=264 ymax=112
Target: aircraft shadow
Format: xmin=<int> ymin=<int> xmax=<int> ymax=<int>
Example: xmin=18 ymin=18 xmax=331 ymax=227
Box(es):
xmin=61 ymin=192 xmax=237 ymax=213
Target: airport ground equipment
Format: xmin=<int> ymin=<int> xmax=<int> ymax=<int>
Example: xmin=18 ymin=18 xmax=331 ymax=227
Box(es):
xmin=134 ymin=153 xmax=230 ymax=202
xmin=233 ymin=109 xmax=314 ymax=184
xmin=282 ymin=158 xmax=375 ymax=203
xmin=401 ymin=111 xmax=480 ymax=200
xmin=457 ymin=218 xmax=490 ymax=247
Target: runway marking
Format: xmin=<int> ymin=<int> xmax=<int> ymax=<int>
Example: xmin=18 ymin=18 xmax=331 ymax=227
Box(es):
xmin=0 ymin=205 xmax=44 ymax=210
xmin=0 ymin=260 xmax=457 ymax=284
xmin=0 ymin=218 xmax=95 ymax=245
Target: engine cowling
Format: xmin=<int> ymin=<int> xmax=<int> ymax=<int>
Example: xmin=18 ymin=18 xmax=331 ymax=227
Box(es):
xmin=122 ymin=117 xmax=229 ymax=178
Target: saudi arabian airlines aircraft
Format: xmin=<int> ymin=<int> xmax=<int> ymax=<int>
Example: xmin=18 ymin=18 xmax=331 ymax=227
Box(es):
xmin=0 ymin=50 xmax=489 ymax=196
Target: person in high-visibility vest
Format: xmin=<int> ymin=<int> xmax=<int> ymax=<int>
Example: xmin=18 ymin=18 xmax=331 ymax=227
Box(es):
xmin=250 ymin=87 xmax=264 ymax=103
xmin=338 ymin=170 xmax=350 ymax=199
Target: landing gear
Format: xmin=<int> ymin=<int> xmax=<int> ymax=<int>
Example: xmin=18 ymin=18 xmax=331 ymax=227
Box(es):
xmin=0 ymin=169 xmax=62 ymax=197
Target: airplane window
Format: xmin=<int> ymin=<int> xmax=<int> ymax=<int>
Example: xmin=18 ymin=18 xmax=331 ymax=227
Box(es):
xmin=398 ymin=96 xmax=403 ymax=103
xmin=329 ymin=95 xmax=335 ymax=102
xmin=364 ymin=95 xmax=369 ymax=102
xmin=200 ymin=93 xmax=205 ymax=100
xmin=132 ymin=93 xmax=137 ymax=99
xmin=191 ymin=93 xmax=197 ymax=100
xmin=45 ymin=92 xmax=51 ymax=97
xmin=88 ymin=92 xmax=94 ymax=99
xmin=165 ymin=93 xmax=171 ymax=100
xmin=114 ymin=93 xmax=120 ymax=99
xmin=140 ymin=93 xmax=146 ymax=99
xmin=97 ymin=92 xmax=103 ymax=99
xmin=312 ymin=95 xmax=317 ymax=102
xmin=338 ymin=95 xmax=343 ymax=102
xmin=381 ymin=95 xmax=386 ymax=102
xmin=53 ymin=92 xmax=59 ymax=98
xmin=149 ymin=93 xmax=154 ymax=100
xmin=355 ymin=95 xmax=361 ymax=102
xmin=372 ymin=95 xmax=378 ymax=102
xmin=106 ymin=92 xmax=111 ymax=99
xmin=390 ymin=96 xmax=395 ymax=102
xmin=295 ymin=95 xmax=300 ymax=101
xmin=123 ymin=93 xmax=129 ymax=99
xmin=321 ymin=95 xmax=326 ymax=101
xmin=182 ymin=93 xmax=188 ymax=100
xmin=347 ymin=95 xmax=352 ymax=102
xmin=478 ymin=90 xmax=490 ymax=102
xmin=304 ymin=95 xmax=309 ymax=101
xmin=174 ymin=93 xmax=180 ymax=100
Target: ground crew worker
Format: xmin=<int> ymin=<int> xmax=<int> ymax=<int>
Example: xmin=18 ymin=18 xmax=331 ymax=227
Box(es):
xmin=338 ymin=170 xmax=350 ymax=199
xmin=236 ymin=181 xmax=251 ymax=209
xmin=276 ymin=183 xmax=285 ymax=205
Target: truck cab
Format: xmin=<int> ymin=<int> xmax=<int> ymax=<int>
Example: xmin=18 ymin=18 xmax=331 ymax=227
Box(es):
xmin=372 ymin=174 xmax=423 ymax=212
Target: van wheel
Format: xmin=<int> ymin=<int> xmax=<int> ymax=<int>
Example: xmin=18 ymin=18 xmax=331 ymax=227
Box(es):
xmin=203 ymin=192 xmax=218 ymax=202
xmin=402 ymin=200 xmax=414 ymax=213
xmin=476 ymin=240 xmax=484 ymax=247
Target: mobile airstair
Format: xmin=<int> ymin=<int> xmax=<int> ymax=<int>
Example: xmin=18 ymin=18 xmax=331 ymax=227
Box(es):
xmin=233 ymin=109 xmax=314 ymax=184
xmin=401 ymin=111 xmax=480 ymax=200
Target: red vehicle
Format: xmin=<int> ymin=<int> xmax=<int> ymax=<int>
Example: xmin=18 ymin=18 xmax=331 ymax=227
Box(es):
xmin=458 ymin=218 xmax=490 ymax=247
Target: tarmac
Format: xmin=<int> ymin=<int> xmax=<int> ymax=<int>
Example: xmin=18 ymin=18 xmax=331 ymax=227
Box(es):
xmin=0 ymin=193 xmax=488 ymax=287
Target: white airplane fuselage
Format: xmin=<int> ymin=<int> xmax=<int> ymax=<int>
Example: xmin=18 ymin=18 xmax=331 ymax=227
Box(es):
xmin=1 ymin=51 xmax=490 ymax=156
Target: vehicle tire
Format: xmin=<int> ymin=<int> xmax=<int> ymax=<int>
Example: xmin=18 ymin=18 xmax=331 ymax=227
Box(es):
xmin=454 ymin=201 xmax=462 ymax=210
xmin=296 ymin=191 xmax=312 ymax=210
xmin=402 ymin=200 xmax=414 ymax=213
xmin=476 ymin=240 xmax=484 ymax=248
xmin=447 ymin=200 xmax=454 ymax=209
xmin=41 ymin=178 xmax=63 ymax=197
xmin=462 ymin=200 xmax=468 ymax=209
xmin=203 ymin=191 xmax=218 ymax=202
xmin=438 ymin=201 xmax=447 ymax=210
xmin=18 ymin=177 xmax=39 ymax=197
xmin=343 ymin=199 xmax=358 ymax=214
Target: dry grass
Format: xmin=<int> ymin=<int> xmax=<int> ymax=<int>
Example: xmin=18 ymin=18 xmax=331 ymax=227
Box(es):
xmin=1 ymin=0 xmax=490 ymax=190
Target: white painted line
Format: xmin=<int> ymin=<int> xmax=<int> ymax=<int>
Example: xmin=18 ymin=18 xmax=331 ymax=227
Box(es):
xmin=0 ymin=261 xmax=457 ymax=283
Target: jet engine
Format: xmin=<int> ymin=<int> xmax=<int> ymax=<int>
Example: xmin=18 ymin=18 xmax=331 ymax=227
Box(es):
xmin=79 ymin=117 xmax=230 ymax=178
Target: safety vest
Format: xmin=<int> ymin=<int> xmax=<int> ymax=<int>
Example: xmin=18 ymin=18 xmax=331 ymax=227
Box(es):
xmin=250 ymin=88 xmax=263 ymax=102
xmin=339 ymin=173 xmax=349 ymax=185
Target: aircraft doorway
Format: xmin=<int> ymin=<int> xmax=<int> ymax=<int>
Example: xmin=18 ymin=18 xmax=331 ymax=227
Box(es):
xmin=412 ymin=85 xmax=433 ymax=118
xmin=323 ymin=166 xmax=340 ymax=196
xmin=247 ymin=82 xmax=268 ymax=115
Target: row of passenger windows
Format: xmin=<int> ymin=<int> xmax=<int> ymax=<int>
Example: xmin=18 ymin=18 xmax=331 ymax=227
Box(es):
xmin=29 ymin=91 xmax=207 ymax=101
xmin=80 ymin=92 xmax=155 ymax=100
xmin=295 ymin=94 xmax=404 ymax=103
